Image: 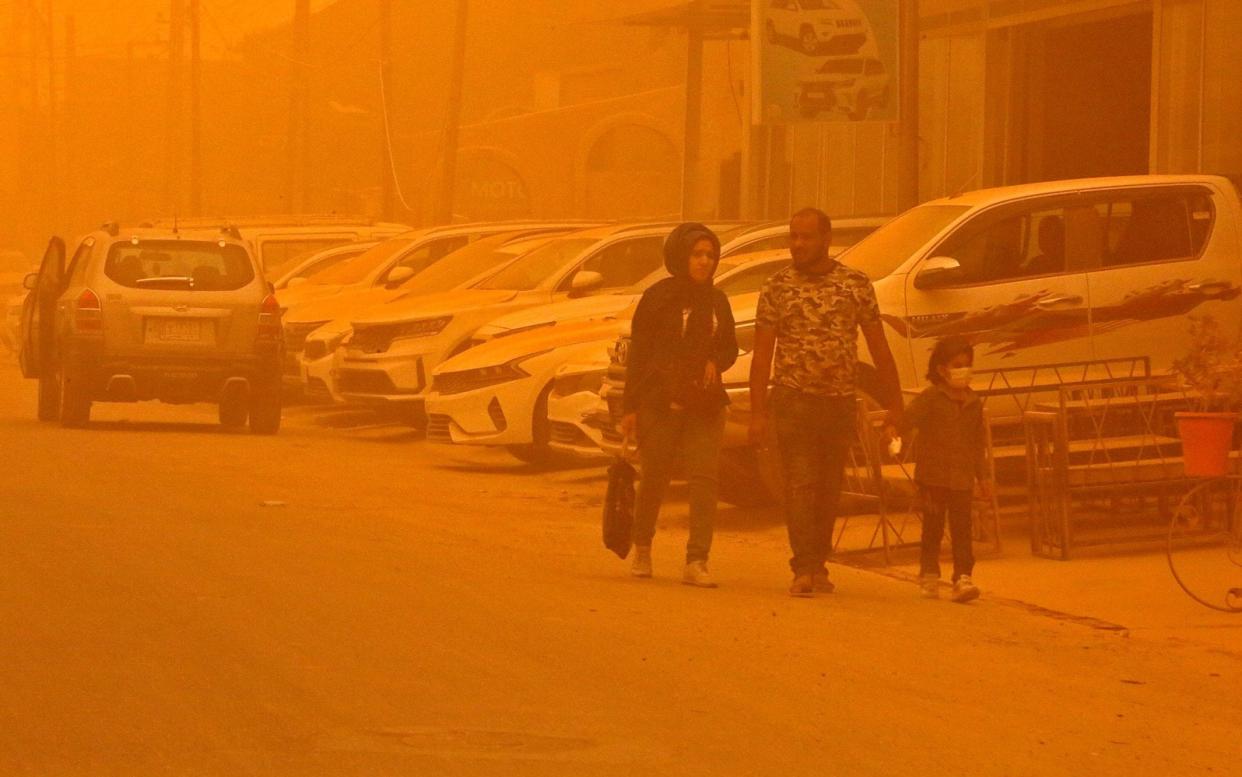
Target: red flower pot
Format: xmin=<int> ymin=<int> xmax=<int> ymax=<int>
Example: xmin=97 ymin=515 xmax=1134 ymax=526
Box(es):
xmin=1176 ymin=412 xmax=1239 ymax=477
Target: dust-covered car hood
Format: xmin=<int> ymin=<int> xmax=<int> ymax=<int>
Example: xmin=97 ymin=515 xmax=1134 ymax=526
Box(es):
xmin=283 ymin=286 xmax=406 ymax=326
xmin=350 ymin=289 xmax=521 ymax=327
xmin=435 ymin=319 xmax=624 ymax=373
xmin=478 ymin=293 xmax=639 ymax=339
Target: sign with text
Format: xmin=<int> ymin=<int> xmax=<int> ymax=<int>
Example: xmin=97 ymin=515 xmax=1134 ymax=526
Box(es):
xmin=752 ymin=0 xmax=899 ymax=124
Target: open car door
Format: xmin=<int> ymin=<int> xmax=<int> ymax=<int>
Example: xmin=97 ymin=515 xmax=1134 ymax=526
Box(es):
xmin=19 ymin=237 xmax=66 ymax=380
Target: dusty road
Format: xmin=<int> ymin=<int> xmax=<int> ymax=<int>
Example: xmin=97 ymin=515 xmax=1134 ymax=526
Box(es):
xmin=0 ymin=362 xmax=1238 ymax=776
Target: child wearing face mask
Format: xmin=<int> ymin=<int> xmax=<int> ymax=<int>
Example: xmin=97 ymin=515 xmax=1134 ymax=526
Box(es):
xmin=892 ymin=336 xmax=990 ymax=603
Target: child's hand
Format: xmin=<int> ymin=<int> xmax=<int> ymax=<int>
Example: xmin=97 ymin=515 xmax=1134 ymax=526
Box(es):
xmin=976 ymin=480 xmax=994 ymax=500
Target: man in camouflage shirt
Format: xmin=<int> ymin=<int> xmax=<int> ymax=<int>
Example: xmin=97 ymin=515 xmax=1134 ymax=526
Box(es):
xmin=749 ymin=208 xmax=903 ymax=597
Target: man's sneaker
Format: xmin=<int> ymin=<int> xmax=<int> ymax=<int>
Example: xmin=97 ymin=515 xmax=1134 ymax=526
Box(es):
xmin=812 ymin=571 xmax=835 ymax=593
xmin=920 ymin=574 xmax=940 ymax=600
xmin=631 ymin=545 xmax=652 ymax=578
xmin=682 ymin=561 xmax=718 ymax=588
xmin=789 ymin=574 xmax=814 ymax=598
xmin=951 ymin=575 xmax=980 ymax=603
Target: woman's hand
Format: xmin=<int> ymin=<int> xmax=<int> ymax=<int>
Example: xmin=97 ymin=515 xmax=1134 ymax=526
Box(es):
xmin=702 ymin=360 xmax=719 ymax=387
xmin=618 ymin=413 xmax=638 ymax=442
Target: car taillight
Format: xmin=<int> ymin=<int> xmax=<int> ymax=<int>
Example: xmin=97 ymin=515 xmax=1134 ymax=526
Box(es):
xmin=75 ymin=289 xmax=103 ymax=334
xmin=257 ymin=294 xmax=281 ymax=342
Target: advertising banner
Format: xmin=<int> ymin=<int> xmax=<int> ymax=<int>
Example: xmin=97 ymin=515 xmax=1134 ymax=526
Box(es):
xmin=752 ymin=0 xmax=900 ymax=124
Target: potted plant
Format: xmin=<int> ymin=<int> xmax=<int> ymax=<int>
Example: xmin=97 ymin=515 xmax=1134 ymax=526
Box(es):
xmin=1172 ymin=316 xmax=1242 ymax=477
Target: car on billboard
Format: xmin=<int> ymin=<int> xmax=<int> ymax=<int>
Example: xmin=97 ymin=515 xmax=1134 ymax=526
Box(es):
xmin=765 ymin=0 xmax=869 ymax=57
xmin=796 ymin=55 xmax=892 ymax=120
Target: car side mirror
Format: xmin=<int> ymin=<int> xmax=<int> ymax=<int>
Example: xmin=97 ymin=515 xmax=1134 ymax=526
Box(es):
xmin=384 ymin=265 xmax=415 ymax=288
xmin=569 ymin=270 xmax=604 ymax=297
xmin=914 ymin=256 xmax=962 ymax=290
xmin=22 ymin=272 xmax=38 ymax=291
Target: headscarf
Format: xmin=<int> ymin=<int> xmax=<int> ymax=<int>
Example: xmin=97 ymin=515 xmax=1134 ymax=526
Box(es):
xmin=661 ymin=223 xmax=721 ymax=407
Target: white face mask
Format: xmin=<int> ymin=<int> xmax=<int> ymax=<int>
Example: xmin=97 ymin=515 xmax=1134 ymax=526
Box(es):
xmin=946 ymin=367 xmax=973 ymax=388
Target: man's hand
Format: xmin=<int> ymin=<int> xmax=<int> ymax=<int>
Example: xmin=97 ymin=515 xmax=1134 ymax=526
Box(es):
xmin=618 ymin=412 xmax=637 ymax=442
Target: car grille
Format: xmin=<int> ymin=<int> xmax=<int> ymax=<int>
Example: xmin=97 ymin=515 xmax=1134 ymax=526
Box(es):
xmin=350 ymin=323 xmax=401 ymax=355
xmin=283 ymin=322 xmax=323 ymax=354
xmin=303 ymin=339 xmax=330 ymax=361
xmin=338 ymin=370 xmax=399 ymax=395
xmin=550 ymin=421 xmax=591 ymax=447
xmin=426 ymin=413 xmax=453 ymax=443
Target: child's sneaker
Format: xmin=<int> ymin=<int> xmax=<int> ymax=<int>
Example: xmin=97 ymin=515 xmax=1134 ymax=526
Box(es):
xmin=920 ymin=574 xmax=940 ymax=599
xmin=951 ymin=575 xmax=980 ymax=603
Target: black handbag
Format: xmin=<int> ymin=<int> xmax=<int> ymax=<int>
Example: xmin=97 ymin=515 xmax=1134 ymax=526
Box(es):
xmin=602 ymin=444 xmax=637 ymax=559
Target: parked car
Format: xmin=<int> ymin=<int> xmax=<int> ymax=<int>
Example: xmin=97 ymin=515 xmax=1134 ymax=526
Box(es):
xmin=424 ymin=252 xmax=791 ymax=462
xmin=19 ymin=226 xmax=283 ymax=432
xmin=587 ymin=175 xmax=1242 ymax=504
xmin=796 ymin=55 xmax=891 ymax=119
xmin=764 ymin=0 xmax=869 ymax=56
xmin=332 ymin=223 xmax=741 ymax=422
xmin=276 ymin=221 xmax=597 ymax=314
xmin=274 ymin=241 xmax=377 ymax=290
xmin=294 ymin=232 xmax=571 ymax=402
xmin=1 ymin=249 xmax=32 ymax=354
xmin=141 ymin=216 xmax=410 ymax=278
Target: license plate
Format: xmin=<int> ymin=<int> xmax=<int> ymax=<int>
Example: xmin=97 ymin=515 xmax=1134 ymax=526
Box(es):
xmin=146 ymin=318 xmax=207 ymax=344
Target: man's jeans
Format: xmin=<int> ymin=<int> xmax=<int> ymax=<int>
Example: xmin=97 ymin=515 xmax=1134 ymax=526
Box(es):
xmin=634 ymin=405 xmax=726 ymax=564
xmin=919 ymin=485 xmax=975 ymax=582
xmin=771 ymin=386 xmax=855 ymax=576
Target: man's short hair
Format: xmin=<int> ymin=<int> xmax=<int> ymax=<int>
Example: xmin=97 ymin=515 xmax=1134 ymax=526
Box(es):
xmin=791 ymin=207 xmax=832 ymax=236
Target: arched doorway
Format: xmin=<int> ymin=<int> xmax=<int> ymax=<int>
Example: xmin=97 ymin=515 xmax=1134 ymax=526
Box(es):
xmin=583 ymin=123 xmax=679 ymax=220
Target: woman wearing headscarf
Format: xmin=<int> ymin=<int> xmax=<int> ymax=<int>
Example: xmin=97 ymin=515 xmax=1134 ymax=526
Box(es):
xmin=618 ymin=223 xmax=738 ymax=587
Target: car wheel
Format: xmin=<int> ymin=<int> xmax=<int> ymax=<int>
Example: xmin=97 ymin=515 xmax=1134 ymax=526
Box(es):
xmin=58 ymin=363 xmax=91 ymax=428
xmin=37 ymin=372 xmax=61 ymax=421
xmin=506 ymin=386 xmax=557 ymax=466
xmin=219 ymin=394 xmax=248 ymax=428
xmin=800 ymin=26 xmax=819 ymax=55
xmin=249 ymin=377 xmax=282 ymax=435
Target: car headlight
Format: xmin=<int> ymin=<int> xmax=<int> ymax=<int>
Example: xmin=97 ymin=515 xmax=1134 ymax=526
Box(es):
xmin=397 ymin=316 xmax=452 ymax=340
xmin=433 ymin=350 xmax=551 ymax=395
xmin=553 ymin=370 xmax=605 ymax=398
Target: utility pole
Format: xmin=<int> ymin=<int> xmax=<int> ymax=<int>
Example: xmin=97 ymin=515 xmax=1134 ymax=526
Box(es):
xmin=64 ymin=14 xmax=75 ymax=232
xmin=165 ymin=0 xmax=185 ymax=214
xmin=681 ymin=0 xmax=705 ymax=219
xmin=287 ymin=0 xmax=310 ymax=213
xmin=435 ymin=0 xmax=468 ymax=225
xmin=43 ymin=0 xmax=57 ymax=234
xmin=379 ymin=0 xmax=393 ymax=219
xmin=897 ymin=0 xmax=920 ymax=211
xmin=189 ymin=0 xmax=202 ymax=215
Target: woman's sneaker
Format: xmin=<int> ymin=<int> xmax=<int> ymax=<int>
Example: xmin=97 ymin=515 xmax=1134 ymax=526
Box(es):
xmin=812 ymin=571 xmax=835 ymax=594
xmin=920 ymin=574 xmax=940 ymax=600
xmin=631 ymin=546 xmax=653 ymax=578
xmin=951 ymin=575 xmax=980 ymax=603
xmin=682 ymin=561 xmax=718 ymax=588
xmin=789 ymin=574 xmax=814 ymax=597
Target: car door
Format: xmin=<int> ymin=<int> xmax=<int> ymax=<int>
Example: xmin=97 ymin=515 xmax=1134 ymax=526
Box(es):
xmin=1083 ymin=184 xmax=1240 ymax=373
xmin=19 ymin=237 xmax=66 ymax=379
xmin=556 ymin=236 xmax=666 ymax=299
xmin=900 ymin=196 xmax=1095 ymax=387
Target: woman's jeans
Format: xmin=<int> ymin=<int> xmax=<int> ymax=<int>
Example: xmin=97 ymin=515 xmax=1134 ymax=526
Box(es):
xmin=919 ymin=485 xmax=975 ymax=582
xmin=634 ymin=405 xmax=726 ymax=563
xmin=770 ymin=386 xmax=855 ymax=576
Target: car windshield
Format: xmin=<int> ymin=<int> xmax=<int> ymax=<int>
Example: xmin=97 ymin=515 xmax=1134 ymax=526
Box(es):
xmin=312 ymin=237 xmax=416 ymax=285
xmin=839 ymin=205 xmax=970 ymax=280
xmin=104 ymin=241 xmax=255 ymax=291
xmin=478 ymin=237 xmax=596 ymax=291
xmin=399 ymin=236 xmax=554 ymax=295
